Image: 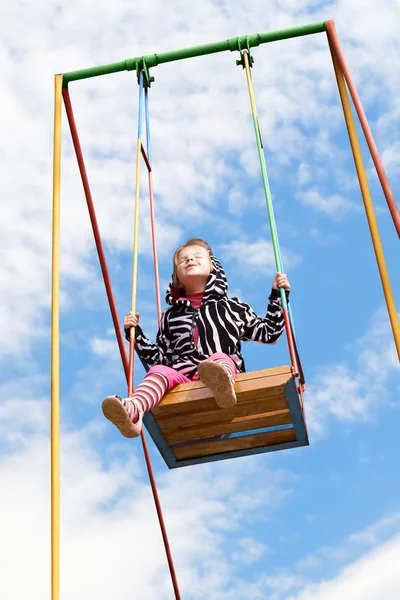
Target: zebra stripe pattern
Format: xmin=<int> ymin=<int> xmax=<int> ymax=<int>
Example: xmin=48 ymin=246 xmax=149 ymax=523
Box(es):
xmin=131 ymin=255 xmax=288 ymax=379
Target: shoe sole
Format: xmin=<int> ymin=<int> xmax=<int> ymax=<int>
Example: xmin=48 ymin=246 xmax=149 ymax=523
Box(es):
xmin=102 ymin=396 xmax=142 ymax=438
xmin=197 ymin=361 xmax=237 ymax=408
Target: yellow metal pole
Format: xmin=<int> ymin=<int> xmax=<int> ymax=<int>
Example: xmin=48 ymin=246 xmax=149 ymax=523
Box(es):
xmin=329 ymin=42 xmax=400 ymax=360
xmin=243 ymin=52 xmax=257 ymax=116
xmin=51 ymin=74 xmax=63 ymax=600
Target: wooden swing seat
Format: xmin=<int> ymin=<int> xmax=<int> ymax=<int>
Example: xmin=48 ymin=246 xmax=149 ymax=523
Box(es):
xmin=143 ymin=365 xmax=308 ymax=469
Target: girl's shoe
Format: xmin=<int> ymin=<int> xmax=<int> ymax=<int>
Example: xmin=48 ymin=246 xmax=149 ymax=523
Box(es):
xmin=197 ymin=360 xmax=237 ymax=408
xmin=102 ymin=395 xmax=143 ymax=438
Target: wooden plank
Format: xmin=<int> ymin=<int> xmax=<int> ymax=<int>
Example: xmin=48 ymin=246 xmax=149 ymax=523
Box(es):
xmin=235 ymin=377 xmax=288 ymax=402
xmin=234 ymin=365 xmax=291 ymax=379
xmin=152 ymin=397 xmax=216 ymax=418
xmin=172 ymin=436 xmax=307 ymax=468
xmin=173 ymin=427 xmax=297 ymax=460
xmin=152 ymin=371 xmax=291 ymax=416
xmin=152 ymin=386 xmax=287 ymax=419
xmin=165 ymin=366 xmax=291 ymax=401
xmin=164 ymin=409 xmax=292 ymax=444
xmin=165 ymin=365 xmax=291 ymax=398
xmin=154 ymin=375 xmax=287 ymax=409
xmin=156 ymin=393 xmax=288 ymax=430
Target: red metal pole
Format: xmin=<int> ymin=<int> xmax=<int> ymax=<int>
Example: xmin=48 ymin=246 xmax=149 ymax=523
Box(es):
xmin=141 ymin=97 xmax=180 ymax=597
xmin=139 ymin=432 xmax=182 ymax=598
xmin=282 ymin=308 xmax=299 ymax=378
xmin=325 ymin=20 xmax=400 ymax=238
xmin=61 ymin=88 xmax=129 ymax=378
xmin=148 ymin=170 xmax=162 ymax=322
xmin=62 ymin=87 xmax=182 ymax=600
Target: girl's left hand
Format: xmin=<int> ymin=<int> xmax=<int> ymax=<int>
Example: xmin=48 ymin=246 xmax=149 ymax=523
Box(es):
xmin=272 ymin=273 xmax=291 ymax=291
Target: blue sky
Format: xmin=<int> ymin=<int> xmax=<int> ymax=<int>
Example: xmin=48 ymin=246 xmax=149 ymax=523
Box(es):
xmin=1 ymin=0 xmax=399 ymax=598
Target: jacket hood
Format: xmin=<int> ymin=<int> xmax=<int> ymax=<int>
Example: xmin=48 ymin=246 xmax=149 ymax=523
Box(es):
xmin=166 ymin=255 xmax=228 ymax=306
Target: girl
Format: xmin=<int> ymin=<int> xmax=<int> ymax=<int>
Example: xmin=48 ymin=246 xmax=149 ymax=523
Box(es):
xmin=102 ymin=238 xmax=290 ymax=438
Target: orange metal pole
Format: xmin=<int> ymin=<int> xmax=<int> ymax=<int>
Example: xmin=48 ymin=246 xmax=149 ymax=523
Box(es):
xmin=326 ymin=20 xmax=400 ymax=238
xmin=328 ymin=37 xmax=400 ymax=361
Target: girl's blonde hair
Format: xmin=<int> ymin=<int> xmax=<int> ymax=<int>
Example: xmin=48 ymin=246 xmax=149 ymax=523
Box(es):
xmin=171 ymin=238 xmax=213 ymax=297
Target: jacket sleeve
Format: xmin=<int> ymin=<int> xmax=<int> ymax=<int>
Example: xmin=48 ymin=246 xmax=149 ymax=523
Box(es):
xmin=124 ymin=312 xmax=173 ymax=367
xmin=238 ymin=288 xmax=289 ymax=344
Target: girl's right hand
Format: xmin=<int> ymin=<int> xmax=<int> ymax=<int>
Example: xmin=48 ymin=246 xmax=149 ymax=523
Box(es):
xmin=124 ymin=311 xmax=140 ymax=329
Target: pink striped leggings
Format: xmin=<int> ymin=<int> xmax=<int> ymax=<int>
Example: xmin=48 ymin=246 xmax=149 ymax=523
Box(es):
xmin=126 ymin=353 xmax=238 ymax=420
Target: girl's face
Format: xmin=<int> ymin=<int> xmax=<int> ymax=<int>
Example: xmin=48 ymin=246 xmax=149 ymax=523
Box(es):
xmin=176 ymin=245 xmax=212 ymax=292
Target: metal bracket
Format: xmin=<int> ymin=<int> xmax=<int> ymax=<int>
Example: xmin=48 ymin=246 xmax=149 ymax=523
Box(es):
xmin=236 ymin=36 xmax=254 ymax=68
xmin=136 ymin=59 xmax=155 ymax=87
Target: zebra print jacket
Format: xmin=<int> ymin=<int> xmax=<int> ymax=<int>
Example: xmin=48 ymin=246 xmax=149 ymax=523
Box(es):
xmin=131 ymin=256 xmax=289 ymax=378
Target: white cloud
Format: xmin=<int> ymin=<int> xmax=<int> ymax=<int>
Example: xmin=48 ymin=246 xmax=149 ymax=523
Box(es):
xmin=297 ymin=163 xmax=313 ymax=186
xmin=90 ymin=336 xmax=119 ymax=358
xmin=220 ymin=238 xmax=302 ymax=278
xmin=231 ymin=537 xmax=270 ymax=565
xmin=297 ymin=188 xmax=360 ymax=219
xmin=306 ymin=306 xmax=399 ymax=438
xmin=288 ymin=533 xmax=400 ymax=600
xmin=259 ymin=510 xmax=400 ymax=600
xmin=2 ymin=0 xmax=399 ymax=361
xmin=0 ymin=385 xmax=296 ymax=599
xmin=348 ymin=513 xmax=400 ymax=547
xmin=380 ymin=141 xmax=400 ymax=179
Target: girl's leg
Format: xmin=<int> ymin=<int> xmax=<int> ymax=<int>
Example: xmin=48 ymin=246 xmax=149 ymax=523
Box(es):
xmin=124 ymin=365 xmax=189 ymax=422
xmin=102 ymin=366 xmax=190 ymax=438
xmin=209 ymin=352 xmax=238 ymax=379
xmin=197 ymin=353 xmax=238 ymax=409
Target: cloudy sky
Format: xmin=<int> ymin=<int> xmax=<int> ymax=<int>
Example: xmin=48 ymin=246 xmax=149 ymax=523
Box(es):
xmin=1 ymin=0 xmax=399 ymax=598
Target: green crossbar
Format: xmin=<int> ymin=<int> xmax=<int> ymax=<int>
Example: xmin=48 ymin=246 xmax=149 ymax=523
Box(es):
xmin=62 ymin=21 xmax=326 ymax=86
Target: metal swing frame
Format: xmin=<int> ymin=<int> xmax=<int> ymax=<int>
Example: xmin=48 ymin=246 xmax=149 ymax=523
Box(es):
xmin=51 ymin=20 xmax=400 ymax=600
